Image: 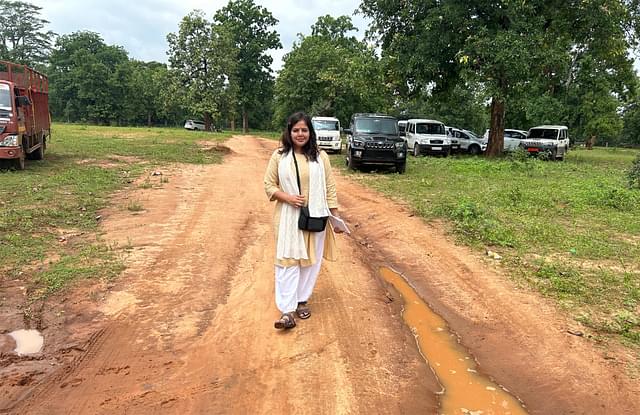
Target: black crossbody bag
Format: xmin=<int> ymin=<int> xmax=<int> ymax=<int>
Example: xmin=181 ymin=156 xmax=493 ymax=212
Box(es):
xmin=292 ymin=153 xmax=328 ymax=232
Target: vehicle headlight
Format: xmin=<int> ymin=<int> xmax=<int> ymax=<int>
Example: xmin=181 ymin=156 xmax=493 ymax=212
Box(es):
xmin=0 ymin=134 xmax=18 ymax=147
xmin=395 ymin=142 xmax=405 ymax=149
xmin=352 ymin=140 xmax=365 ymax=148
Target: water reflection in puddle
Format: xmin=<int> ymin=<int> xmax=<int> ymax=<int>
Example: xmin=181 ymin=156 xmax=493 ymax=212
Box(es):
xmin=9 ymin=329 xmax=44 ymax=355
xmin=380 ymin=267 xmax=527 ymax=415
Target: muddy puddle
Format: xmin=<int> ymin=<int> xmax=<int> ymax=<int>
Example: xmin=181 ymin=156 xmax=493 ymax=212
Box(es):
xmin=381 ymin=267 xmax=527 ymax=415
xmin=8 ymin=329 xmax=44 ymax=355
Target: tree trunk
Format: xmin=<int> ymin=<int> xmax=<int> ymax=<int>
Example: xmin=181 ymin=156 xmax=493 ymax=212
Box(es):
xmin=242 ymin=105 xmax=248 ymax=134
xmin=230 ymin=116 xmax=235 ymax=131
xmin=204 ymin=112 xmax=212 ymax=132
xmin=147 ymin=112 xmax=152 ymax=127
xmin=486 ymin=97 xmax=506 ymax=158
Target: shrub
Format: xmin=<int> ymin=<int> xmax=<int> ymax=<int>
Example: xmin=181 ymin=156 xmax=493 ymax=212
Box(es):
xmin=627 ymin=154 xmax=640 ymax=189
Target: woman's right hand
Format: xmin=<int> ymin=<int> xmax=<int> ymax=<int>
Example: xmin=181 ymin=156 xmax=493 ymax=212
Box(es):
xmin=287 ymin=194 xmax=306 ymax=208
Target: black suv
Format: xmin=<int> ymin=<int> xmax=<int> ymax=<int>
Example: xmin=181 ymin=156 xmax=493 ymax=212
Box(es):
xmin=344 ymin=113 xmax=407 ymax=173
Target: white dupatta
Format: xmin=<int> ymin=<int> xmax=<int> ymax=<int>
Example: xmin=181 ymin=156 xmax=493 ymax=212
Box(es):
xmin=276 ymin=150 xmax=330 ymax=260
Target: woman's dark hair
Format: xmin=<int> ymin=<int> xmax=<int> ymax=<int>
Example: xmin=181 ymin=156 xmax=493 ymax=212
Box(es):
xmin=279 ymin=111 xmax=319 ymax=161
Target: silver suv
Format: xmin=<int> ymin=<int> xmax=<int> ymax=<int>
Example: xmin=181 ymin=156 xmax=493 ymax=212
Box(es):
xmin=184 ymin=120 xmax=206 ymax=131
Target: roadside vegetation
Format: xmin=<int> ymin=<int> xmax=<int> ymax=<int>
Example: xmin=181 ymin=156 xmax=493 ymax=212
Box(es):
xmin=0 ymin=124 xmax=231 ymax=297
xmin=333 ymin=149 xmax=640 ymax=347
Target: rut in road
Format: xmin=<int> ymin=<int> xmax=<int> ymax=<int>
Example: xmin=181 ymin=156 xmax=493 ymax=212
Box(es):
xmin=9 ymin=136 xmax=640 ymax=415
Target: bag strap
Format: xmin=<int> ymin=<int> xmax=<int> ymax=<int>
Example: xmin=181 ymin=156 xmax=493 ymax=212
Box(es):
xmin=292 ymin=151 xmax=302 ymax=196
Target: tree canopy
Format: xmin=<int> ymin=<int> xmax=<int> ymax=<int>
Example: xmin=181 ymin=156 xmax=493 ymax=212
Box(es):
xmin=0 ymin=0 xmax=55 ymax=68
xmin=274 ymin=15 xmax=389 ymax=127
xmin=360 ymin=0 xmax=640 ymax=154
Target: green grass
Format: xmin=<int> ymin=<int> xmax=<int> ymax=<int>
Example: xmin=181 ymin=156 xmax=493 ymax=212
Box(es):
xmin=0 ymin=123 xmax=231 ymax=294
xmin=331 ymin=147 xmax=640 ymax=346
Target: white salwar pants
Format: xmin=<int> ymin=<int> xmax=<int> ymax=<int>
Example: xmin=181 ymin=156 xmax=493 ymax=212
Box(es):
xmin=275 ymin=230 xmax=326 ymax=313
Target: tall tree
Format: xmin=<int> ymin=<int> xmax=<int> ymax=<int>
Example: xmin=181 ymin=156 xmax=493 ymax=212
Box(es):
xmin=213 ymin=0 xmax=281 ymax=133
xmin=274 ymin=15 xmax=388 ymax=127
xmin=167 ymin=10 xmax=235 ymax=130
xmin=360 ymin=0 xmax=640 ymax=156
xmin=48 ymin=31 xmax=130 ymax=124
xmin=0 ymin=0 xmax=55 ymax=67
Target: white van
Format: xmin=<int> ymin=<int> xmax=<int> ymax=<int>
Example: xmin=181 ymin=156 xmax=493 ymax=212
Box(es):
xmin=406 ymin=119 xmax=450 ymax=156
xmin=449 ymin=127 xmax=486 ymax=155
xmin=312 ymin=116 xmax=342 ymax=153
xmin=521 ymin=125 xmax=570 ymax=160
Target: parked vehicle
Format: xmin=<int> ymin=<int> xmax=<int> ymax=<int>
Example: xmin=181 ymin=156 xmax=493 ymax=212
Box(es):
xmin=344 ymin=113 xmax=407 ymax=173
xmin=483 ymin=128 xmax=527 ymax=151
xmin=450 ymin=127 xmax=486 ymax=155
xmin=520 ymin=125 xmax=570 ymax=161
xmin=184 ymin=119 xmax=206 ymax=131
xmin=444 ymin=126 xmax=462 ymax=153
xmin=312 ymin=116 xmax=342 ymax=153
xmin=0 ymin=61 xmax=50 ymax=170
xmin=406 ymin=119 xmax=450 ymax=156
xmin=398 ymin=120 xmax=407 ymax=137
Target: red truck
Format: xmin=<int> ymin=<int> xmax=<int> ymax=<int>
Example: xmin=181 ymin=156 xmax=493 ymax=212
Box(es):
xmin=0 ymin=60 xmax=50 ymax=170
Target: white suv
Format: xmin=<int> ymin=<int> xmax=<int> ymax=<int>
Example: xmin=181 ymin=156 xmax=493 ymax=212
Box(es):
xmin=450 ymin=127 xmax=486 ymax=155
xmin=312 ymin=116 xmax=342 ymax=153
xmin=184 ymin=120 xmax=206 ymax=131
xmin=406 ymin=119 xmax=450 ymax=156
xmin=521 ymin=125 xmax=570 ymax=161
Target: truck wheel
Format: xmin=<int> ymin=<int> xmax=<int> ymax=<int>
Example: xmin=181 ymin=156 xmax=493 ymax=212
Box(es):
xmin=29 ymin=135 xmax=45 ymax=160
xmin=13 ymin=153 xmax=25 ymax=170
xmin=413 ymin=145 xmax=420 ymax=157
xmin=396 ymin=162 xmax=406 ymax=174
xmin=468 ymin=144 xmax=481 ymax=155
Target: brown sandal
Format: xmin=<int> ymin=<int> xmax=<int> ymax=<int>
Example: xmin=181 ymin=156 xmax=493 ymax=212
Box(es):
xmin=296 ymin=302 xmax=311 ymax=319
xmin=274 ymin=312 xmax=296 ymax=329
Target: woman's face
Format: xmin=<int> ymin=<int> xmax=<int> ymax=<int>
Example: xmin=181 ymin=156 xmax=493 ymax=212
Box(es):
xmin=291 ymin=120 xmax=310 ymax=151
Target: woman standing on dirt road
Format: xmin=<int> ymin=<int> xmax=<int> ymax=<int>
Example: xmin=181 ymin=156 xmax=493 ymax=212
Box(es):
xmin=264 ymin=111 xmax=344 ymax=330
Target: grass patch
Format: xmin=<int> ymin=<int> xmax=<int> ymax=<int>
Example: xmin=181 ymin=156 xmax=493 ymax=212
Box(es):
xmin=331 ymin=147 xmax=640 ymax=347
xmin=0 ymin=123 xmax=231 ymax=294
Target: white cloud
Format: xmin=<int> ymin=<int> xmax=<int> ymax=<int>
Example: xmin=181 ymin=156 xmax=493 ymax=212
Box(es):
xmin=26 ymin=0 xmax=369 ymax=71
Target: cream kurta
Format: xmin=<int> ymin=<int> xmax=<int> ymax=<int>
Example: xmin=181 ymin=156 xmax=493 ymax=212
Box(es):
xmin=264 ymin=149 xmax=338 ymax=267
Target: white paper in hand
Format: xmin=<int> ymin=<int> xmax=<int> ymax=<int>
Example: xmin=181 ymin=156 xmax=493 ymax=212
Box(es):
xmin=329 ymin=215 xmax=351 ymax=235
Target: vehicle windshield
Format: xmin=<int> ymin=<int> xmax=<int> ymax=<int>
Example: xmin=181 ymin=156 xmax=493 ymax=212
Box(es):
xmin=528 ymin=128 xmax=559 ymax=139
xmin=416 ymin=123 xmax=445 ymax=135
xmin=313 ymin=120 xmax=339 ymax=131
xmin=0 ymin=84 xmax=12 ymax=113
xmin=354 ymin=118 xmax=397 ymax=134
xmin=463 ymin=130 xmax=479 ymax=140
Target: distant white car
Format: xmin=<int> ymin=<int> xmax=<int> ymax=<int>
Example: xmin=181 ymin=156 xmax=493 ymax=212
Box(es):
xmin=184 ymin=120 xmax=207 ymax=131
xmin=483 ymin=128 xmax=527 ymax=151
xmin=312 ymin=116 xmax=342 ymax=153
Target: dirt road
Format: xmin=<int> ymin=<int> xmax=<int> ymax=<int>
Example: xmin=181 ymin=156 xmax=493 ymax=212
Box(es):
xmin=2 ymin=136 xmax=639 ymax=414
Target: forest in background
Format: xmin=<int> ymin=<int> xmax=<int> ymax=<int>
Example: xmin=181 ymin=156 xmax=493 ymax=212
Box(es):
xmin=2 ymin=0 xmax=640 ymax=148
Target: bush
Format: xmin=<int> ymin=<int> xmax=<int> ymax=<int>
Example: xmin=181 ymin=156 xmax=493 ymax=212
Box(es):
xmin=627 ymin=154 xmax=640 ymax=189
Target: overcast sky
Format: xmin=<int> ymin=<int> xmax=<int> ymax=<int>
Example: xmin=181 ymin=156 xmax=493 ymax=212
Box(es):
xmin=26 ymin=0 xmax=369 ymax=72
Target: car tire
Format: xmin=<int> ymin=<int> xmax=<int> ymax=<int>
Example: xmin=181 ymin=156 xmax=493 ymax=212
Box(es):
xmin=468 ymin=144 xmax=481 ymax=155
xmin=396 ymin=162 xmax=406 ymax=174
xmin=347 ymin=153 xmax=359 ymax=171
xmin=413 ymin=145 xmax=420 ymax=157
